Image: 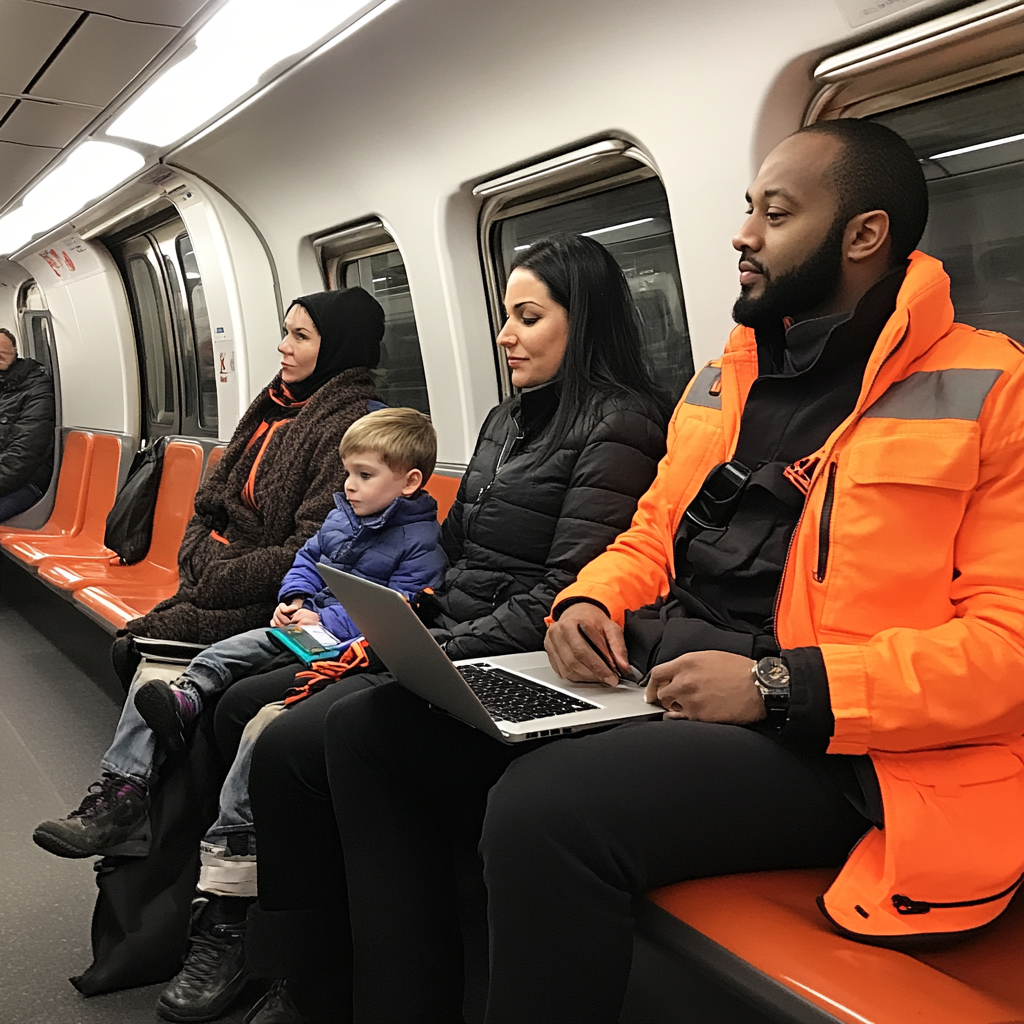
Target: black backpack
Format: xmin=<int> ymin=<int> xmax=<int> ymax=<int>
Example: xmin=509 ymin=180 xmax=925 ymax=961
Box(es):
xmin=104 ymin=436 xmax=169 ymax=565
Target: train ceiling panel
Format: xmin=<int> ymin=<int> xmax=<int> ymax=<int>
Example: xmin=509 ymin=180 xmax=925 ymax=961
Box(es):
xmin=69 ymin=0 xmax=208 ymax=26
xmin=0 ymin=1 xmax=79 ymax=95
xmin=0 ymin=100 xmax=94 ymax=148
xmin=28 ymin=15 xmax=177 ymax=107
xmin=0 ymin=0 xmax=221 ymax=220
xmin=0 ymin=140 xmax=58 ymax=197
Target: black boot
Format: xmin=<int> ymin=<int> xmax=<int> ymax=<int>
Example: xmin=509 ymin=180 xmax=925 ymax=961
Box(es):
xmin=33 ymin=774 xmax=150 ymax=858
xmin=111 ymin=633 xmax=141 ymax=692
xmin=156 ymin=894 xmax=256 ymax=1023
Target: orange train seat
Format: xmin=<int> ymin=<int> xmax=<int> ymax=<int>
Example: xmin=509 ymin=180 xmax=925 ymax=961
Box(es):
xmin=38 ymin=440 xmax=203 ymax=592
xmin=425 ymin=472 xmax=460 ymax=523
xmin=0 ymin=430 xmax=94 ymax=543
xmin=74 ymin=580 xmax=180 ymax=632
xmin=202 ymin=444 xmax=226 ymax=484
xmin=3 ymin=433 xmax=122 ymax=567
xmin=642 ymin=868 xmax=1024 ymax=1024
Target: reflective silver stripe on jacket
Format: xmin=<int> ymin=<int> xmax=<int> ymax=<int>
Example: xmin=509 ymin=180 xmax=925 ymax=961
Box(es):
xmin=864 ymin=368 xmax=1003 ymax=421
xmin=683 ymin=364 xmax=722 ymax=410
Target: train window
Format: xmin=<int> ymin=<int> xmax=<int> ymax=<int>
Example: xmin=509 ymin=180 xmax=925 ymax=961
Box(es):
xmin=175 ymin=235 xmax=218 ymax=429
xmin=315 ymin=220 xmax=429 ymax=414
xmin=107 ymin=211 xmax=218 ymax=440
xmin=479 ymin=144 xmax=694 ymax=400
xmin=18 ymin=282 xmax=46 ymax=312
xmin=126 ymin=255 xmax=177 ymax=429
xmin=16 ymin=280 xmax=55 ymax=377
xmin=867 ymin=72 xmax=1024 ymax=342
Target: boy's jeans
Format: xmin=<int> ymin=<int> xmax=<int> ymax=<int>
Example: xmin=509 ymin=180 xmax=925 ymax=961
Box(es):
xmin=100 ymin=627 xmax=284 ymax=786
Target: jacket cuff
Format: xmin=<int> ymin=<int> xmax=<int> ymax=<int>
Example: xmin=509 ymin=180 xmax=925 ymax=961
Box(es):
xmin=549 ymin=596 xmax=611 ymax=624
xmin=777 ymin=647 xmax=834 ymax=752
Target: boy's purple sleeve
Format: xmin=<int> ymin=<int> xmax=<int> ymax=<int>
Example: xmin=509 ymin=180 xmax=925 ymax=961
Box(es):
xmin=279 ymin=530 xmax=327 ymax=604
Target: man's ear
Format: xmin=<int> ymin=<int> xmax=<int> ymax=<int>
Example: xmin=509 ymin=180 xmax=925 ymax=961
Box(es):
xmin=845 ymin=209 xmax=891 ymax=264
xmin=402 ymin=468 xmax=424 ymax=495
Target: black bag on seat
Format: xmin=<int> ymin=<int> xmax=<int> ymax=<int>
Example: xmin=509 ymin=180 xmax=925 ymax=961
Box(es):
xmin=104 ymin=437 xmax=169 ymax=565
xmin=69 ymin=707 xmax=226 ymax=996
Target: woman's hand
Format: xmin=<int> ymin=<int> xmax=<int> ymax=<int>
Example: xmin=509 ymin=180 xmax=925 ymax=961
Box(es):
xmin=645 ymin=651 xmax=765 ymax=724
xmin=271 ymin=598 xmax=305 ymax=627
xmin=545 ymin=602 xmax=630 ymax=687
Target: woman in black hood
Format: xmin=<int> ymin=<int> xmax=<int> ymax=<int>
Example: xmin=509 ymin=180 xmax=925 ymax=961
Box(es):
xmin=119 ymin=287 xmax=386 ymax=652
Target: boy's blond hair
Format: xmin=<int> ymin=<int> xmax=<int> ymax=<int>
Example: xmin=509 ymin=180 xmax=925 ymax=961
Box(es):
xmin=339 ymin=407 xmax=437 ymax=480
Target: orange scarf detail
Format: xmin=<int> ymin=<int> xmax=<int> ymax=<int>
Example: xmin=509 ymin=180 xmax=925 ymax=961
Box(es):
xmin=283 ymin=639 xmax=371 ymax=706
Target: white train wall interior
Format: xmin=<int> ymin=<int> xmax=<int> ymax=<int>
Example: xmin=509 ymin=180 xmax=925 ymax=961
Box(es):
xmin=2 ymin=0 xmax=1024 ymax=1021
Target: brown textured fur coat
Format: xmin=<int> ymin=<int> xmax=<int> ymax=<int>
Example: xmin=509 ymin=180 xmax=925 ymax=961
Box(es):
xmin=127 ymin=367 xmax=381 ymax=644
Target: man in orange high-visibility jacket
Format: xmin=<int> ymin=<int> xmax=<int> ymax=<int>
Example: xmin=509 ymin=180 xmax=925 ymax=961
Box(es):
xmin=481 ymin=119 xmax=1024 ymax=1023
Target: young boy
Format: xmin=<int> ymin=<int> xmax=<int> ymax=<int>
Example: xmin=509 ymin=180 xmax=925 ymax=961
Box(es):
xmin=33 ymin=407 xmax=446 ymax=863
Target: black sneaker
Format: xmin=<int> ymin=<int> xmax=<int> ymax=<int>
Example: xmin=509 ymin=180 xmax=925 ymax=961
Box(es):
xmin=157 ymin=897 xmax=254 ymax=1023
xmin=135 ymin=679 xmax=199 ymax=753
xmin=32 ymin=774 xmax=150 ymax=859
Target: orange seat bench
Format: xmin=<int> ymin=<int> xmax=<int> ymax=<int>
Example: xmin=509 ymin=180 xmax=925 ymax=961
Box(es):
xmin=39 ymin=441 xmax=203 ymax=592
xmin=3 ymin=433 xmax=122 ymax=567
xmin=0 ymin=430 xmax=95 ymax=544
xmin=425 ymin=472 xmax=460 ymax=522
xmin=642 ymin=868 xmax=1024 ymax=1023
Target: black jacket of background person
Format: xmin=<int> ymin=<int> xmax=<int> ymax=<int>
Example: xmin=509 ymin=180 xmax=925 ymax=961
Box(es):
xmin=419 ymin=382 xmax=668 ymax=659
xmin=0 ymin=356 xmax=55 ymax=498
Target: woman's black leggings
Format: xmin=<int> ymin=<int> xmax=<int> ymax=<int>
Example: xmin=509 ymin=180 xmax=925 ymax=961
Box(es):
xmin=249 ymin=678 xmax=870 ymax=1024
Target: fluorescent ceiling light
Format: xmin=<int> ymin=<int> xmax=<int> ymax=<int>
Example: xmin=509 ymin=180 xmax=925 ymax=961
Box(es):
xmin=513 ymin=244 xmax=531 ymax=251
xmin=0 ymin=141 xmax=144 ymax=255
xmin=582 ymin=217 xmax=654 ymax=237
xmin=108 ymin=0 xmax=378 ymax=147
xmin=929 ymin=132 xmax=1024 ymax=160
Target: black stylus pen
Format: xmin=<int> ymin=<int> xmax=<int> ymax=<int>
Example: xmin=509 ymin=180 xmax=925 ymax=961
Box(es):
xmin=577 ymin=623 xmax=645 ymax=684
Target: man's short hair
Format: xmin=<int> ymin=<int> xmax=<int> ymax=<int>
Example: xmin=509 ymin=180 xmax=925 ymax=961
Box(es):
xmin=339 ymin=407 xmax=437 ymax=480
xmin=798 ymin=119 xmax=929 ymax=264
xmin=0 ymin=328 xmax=16 ymax=348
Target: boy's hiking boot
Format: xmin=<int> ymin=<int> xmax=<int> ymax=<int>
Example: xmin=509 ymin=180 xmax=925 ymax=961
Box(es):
xmin=157 ymin=894 xmax=256 ymax=1023
xmin=135 ymin=678 xmax=201 ymax=752
xmin=32 ymin=774 xmax=150 ymax=858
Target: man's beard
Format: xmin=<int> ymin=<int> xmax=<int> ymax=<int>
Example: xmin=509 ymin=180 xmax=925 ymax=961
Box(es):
xmin=732 ymin=216 xmax=846 ymax=329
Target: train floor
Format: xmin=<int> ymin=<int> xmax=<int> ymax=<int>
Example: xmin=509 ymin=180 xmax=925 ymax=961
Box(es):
xmin=0 ymin=559 xmax=250 ymax=1024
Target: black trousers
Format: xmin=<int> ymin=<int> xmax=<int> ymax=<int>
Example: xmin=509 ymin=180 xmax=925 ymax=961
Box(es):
xmin=249 ymin=678 xmax=870 ymax=1024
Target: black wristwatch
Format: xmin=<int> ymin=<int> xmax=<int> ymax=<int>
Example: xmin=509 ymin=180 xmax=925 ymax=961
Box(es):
xmin=751 ymin=656 xmax=791 ymax=725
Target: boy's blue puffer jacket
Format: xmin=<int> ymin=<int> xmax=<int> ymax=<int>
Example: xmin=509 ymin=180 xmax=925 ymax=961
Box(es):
xmin=278 ymin=489 xmax=446 ymax=642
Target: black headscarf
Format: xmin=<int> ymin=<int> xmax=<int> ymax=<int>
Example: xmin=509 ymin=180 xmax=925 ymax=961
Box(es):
xmin=284 ymin=287 xmax=385 ymax=401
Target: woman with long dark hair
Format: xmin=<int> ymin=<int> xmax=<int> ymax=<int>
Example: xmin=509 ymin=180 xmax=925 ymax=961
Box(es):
xmin=233 ymin=234 xmax=671 ymax=1023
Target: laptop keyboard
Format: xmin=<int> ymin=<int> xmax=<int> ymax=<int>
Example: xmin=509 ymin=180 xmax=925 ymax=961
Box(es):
xmin=459 ymin=664 xmax=598 ymax=723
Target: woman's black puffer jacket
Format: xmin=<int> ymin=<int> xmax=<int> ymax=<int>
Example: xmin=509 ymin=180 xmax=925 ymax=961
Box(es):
xmin=0 ymin=357 xmax=55 ymax=496
xmin=423 ymin=382 xmax=667 ymax=659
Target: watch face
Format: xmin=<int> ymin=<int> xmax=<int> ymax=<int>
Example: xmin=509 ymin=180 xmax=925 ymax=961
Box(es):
xmin=757 ymin=657 xmax=789 ymax=689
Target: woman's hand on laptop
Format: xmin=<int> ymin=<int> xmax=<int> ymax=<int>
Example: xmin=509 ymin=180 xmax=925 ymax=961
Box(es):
xmin=646 ymin=651 xmax=765 ymax=724
xmin=545 ymin=603 xmax=629 ymax=687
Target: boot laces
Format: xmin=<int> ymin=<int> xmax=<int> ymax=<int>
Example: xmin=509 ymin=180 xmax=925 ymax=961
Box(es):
xmin=178 ymin=919 xmax=242 ymax=987
xmin=69 ymin=776 xmax=135 ymax=820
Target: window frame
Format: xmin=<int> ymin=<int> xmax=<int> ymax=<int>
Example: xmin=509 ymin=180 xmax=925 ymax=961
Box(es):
xmin=476 ymin=139 xmax=679 ymax=397
xmin=806 ymin=0 xmax=1024 ymax=124
xmin=311 ymin=218 xmax=430 ymax=414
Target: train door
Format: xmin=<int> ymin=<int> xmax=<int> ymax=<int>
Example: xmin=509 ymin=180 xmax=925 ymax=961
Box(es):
xmin=108 ymin=213 xmax=218 ymax=441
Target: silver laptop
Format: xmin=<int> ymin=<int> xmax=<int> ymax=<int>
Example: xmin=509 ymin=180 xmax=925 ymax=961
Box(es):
xmin=319 ymin=566 xmax=658 ymax=743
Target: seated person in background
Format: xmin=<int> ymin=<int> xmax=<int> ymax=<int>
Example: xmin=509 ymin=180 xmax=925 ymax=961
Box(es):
xmin=0 ymin=326 xmax=55 ymax=523
xmin=277 ymin=121 xmax=1024 ymax=1024
xmin=33 ymin=407 xmax=446 ymax=867
xmin=112 ymin=288 xmax=387 ymax=683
